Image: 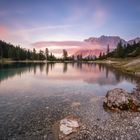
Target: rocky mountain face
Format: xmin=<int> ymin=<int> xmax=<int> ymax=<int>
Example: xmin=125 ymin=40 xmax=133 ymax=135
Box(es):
xmin=74 ymin=49 xmax=101 ymax=58
xmin=84 ymin=35 xmax=127 ymax=48
xmin=128 ymin=37 xmax=140 ymax=45
xmin=74 ymin=35 xmax=139 ymax=57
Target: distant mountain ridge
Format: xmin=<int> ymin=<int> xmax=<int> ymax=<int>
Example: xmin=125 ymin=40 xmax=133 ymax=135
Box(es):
xmin=74 ymin=35 xmax=140 ymax=57
xmin=128 ymin=37 xmax=140 ymax=45
xmin=74 ymin=49 xmax=101 ymax=58
xmin=84 ymin=35 xmax=127 ymax=48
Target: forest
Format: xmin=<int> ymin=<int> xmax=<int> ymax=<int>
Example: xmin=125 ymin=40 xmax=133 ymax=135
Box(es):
xmin=0 ymin=40 xmax=140 ymax=61
xmin=0 ymin=40 xmax=55 ymax=61
xmin=98 ymin=41 xmax=140 ymax=60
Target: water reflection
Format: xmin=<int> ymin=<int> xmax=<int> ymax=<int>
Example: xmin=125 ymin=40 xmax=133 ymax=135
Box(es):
xmin=63 ymin=63 xmax=68 ymax=73
xmin=0 ymin=62 xmax=139 ymax=86
xmin=0 ymin=63 xmax=36 ymax=83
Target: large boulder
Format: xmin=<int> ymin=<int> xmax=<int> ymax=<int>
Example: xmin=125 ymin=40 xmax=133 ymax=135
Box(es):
xmin=103 ymin=88 xmax=140 ymax=111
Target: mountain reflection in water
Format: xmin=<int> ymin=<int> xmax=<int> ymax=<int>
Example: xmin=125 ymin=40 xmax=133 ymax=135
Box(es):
xmin=0 ymin=62 xmax=138 ymax=96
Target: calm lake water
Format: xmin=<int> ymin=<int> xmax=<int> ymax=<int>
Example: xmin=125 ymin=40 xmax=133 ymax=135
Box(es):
xmin=0 ymin=62 xmax=138 ymax=139
xmin=0 ymin=62 xmax=137 ymax=97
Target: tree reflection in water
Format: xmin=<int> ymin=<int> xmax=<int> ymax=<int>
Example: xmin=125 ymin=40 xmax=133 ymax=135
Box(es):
xmin=0 ymin=62 xmax=139 ymax=85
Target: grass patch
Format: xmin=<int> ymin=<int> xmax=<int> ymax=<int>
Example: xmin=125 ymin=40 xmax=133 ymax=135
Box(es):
xmin=95 ymin=57 xmax=140 ymax=74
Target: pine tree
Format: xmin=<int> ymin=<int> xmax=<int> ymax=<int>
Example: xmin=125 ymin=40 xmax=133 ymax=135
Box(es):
xmin=0 ymin=45 xmax=3 ymax=59
xmin=135 ymin=46 xmax=140 ymax=56
xmin=8 ymin=47 xmax=13 ymax=58
xmin=63 ymin=49 xmax=68 ymax=60
xmin=107 ymin=44 xmax=110 ymax=54
xmin=45 ymin=48 xmax=49 ymax=61
xmin=39 ymin=50 xmax=45 ymax=60
xmin=116 ymin=41 xmax=124 ymax=58
xmin=99 ymin=52 xmax=102 ymax=59
xmin=33 ymin=48 xmax=36 ymax=60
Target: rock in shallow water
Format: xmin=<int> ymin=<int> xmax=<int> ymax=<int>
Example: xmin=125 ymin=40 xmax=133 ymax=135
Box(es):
xmin=53 ymin=115 xmax=81 ymax=140
xmin=60 ymin=118 xmax=79 ymax=135
xmin=103 ymin=88 xmax=140 ymax=111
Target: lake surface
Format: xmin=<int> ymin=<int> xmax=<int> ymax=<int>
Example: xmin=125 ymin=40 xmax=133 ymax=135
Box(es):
xmin=0 ymin=62 xmax=137 ymax=97
xmin=0 ymin=62 xmax=138 ymax=139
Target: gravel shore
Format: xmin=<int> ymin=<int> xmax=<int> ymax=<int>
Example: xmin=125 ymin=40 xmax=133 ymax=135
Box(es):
xmin=0 ymin=91 xmax=140 ymax=140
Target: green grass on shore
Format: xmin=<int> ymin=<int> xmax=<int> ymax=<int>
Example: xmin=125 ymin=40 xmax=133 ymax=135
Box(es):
xmin=1 ymin=57 xmax=140 ymax=75
xmin=95 ymin=57 xmax=140 ymax=74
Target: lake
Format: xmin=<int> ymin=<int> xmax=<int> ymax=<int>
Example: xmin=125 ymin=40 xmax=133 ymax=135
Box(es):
xmin=0 ymin=62 xmax=138 ymax=139
xmin=0 ymin=62 xmax=137 ymax=97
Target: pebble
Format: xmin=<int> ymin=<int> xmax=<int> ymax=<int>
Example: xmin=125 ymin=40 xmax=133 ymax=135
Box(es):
xmin=0 ymin=93 xmax=140 ymax=140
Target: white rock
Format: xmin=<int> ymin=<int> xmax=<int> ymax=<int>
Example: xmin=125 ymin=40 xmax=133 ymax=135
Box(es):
xmin=60 ymin=118 xmax=79 ymax=135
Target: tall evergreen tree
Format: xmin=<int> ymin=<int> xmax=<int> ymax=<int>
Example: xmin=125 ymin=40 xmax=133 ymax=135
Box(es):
xmin=135 ymin=46 xmax=140 ymax=56
xmin=116 ymin=41 xmax=124 ymax=58
xmin=107 ymin=44 xmax=110 ymax=54
xmin=8 ymin=47 xmax=12 ymax=58
xmin=39 ymin=50 xmax=45 ymax=60
xmin=99 ymin=52 xmax=102 ymax=59
xmin=63 ymin=49 xmax=68 ymax=60
xmin=45 ymin=48 xmax=49 ymax=61
xmin=33 ymin=48 xmax=36 ymax=60
xmin=0 ymin=45 xmax=3 ymax=59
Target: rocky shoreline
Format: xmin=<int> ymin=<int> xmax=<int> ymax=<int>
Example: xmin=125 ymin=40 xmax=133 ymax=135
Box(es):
xmin=103 ymin=88 xmax=140 ymax=112
xmin=0 ymin=84 xmax=140 ymax=140
xmin=54 ymin=84 xmax=140 ymax=140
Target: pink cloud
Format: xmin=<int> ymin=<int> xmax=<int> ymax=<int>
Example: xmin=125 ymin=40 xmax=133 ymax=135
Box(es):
xmin=51 ymin=48 xmax=80 ymax=54
xmin=0 ymin=25 xmax=9 ymax=37
xmin=32 ymin=41 xmax=84 ymax=47
xmin=31 ymin=40 xmax=104 ymax=56
xmin=31 ymin=41 xmax=102 ymax=49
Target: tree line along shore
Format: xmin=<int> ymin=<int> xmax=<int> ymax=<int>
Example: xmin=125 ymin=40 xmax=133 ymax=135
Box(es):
xmin=0 ymin=40 xmax=94 ymax=62
xmin=0 ymin=40 xmax=140 ymax=73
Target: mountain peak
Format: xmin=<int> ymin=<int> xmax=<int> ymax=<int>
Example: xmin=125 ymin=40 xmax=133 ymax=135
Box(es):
xmin=84 ymin=35 xmax=127 ymax=48
xmin=74 ymin=36 xmax=140 ymax=57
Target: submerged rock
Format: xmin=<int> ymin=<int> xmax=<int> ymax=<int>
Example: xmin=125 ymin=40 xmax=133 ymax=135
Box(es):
xmin=60 ymin=117 xmax=79 ymax=135
xmin=103 ymin=88 xmax=140 ymax=111
xmin=53 ymin=115 xmax=81 ymax=140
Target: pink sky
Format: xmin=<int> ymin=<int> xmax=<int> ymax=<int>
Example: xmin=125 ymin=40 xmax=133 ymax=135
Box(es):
xmin=31 ymin=40 xmax=103 ymax=56
xmin=0 ymin=0 xmax=139 ymax=57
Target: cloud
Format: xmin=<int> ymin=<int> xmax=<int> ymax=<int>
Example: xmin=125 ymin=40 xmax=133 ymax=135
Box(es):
xmin=92 ymin=8 xmax=107 ymax=28
xmin=31 ymin=40 xmax=101 ymax=49
xmin=0 ymin=1 xmax=109 ymax=49
xmin=0 ymin=25 xmax=9 ymax=39
xmin=0 ymin=5 xmax=29 ymax=16
xmin=0 ymin=25 xmax=9 ymax=36
xmin=32 ymin=41 xmax=85 ymax=47
xmin=0 ymin=24 xmax=31 ymax=47
xmin=16 ymin=24 xmax=76 ymax=34
xmin=50 ymin=48 xmax=80 ymax=54
xmin=6 ymin=24 xmax=77 ymax=45
xmin=31 ymin=40 xmax=103 ymax=56
xmin=64 ymin=1 xmax=108 ymax=32
xmin=0 ymin=23 xmax=77 ymax=46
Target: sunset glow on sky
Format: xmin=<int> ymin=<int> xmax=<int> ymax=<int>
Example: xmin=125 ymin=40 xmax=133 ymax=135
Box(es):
xmin=0 ymin=0 xmax=140 ymax=55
